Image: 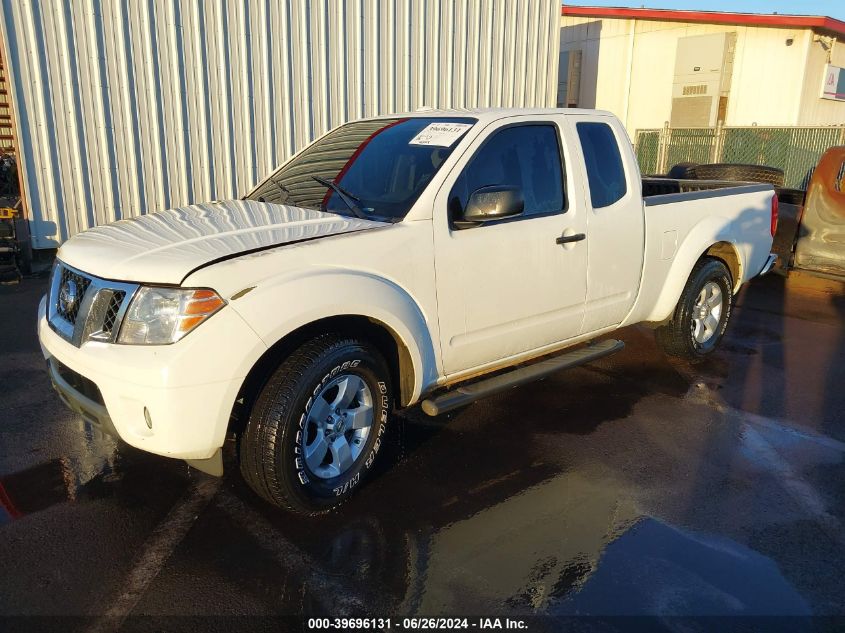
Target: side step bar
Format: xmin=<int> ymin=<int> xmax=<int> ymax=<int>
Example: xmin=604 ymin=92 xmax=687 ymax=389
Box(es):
xmin=421 ymin=339 xmax=625 ymax=416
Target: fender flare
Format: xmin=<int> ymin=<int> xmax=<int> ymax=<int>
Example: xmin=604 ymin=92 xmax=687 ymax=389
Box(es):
xmin=228 ymin=269 xmax=439 ymax=405
xmin=643 ymin=217 xmax=743 ymax=323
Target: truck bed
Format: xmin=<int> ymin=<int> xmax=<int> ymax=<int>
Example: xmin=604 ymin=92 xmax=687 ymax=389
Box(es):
xmin=642 ymin=177 xmax=768 ymax=198
xmin=622 ymin=179 xmax=775 ymax=326
xmin=643 ymin=177 xmax=805 ymax=276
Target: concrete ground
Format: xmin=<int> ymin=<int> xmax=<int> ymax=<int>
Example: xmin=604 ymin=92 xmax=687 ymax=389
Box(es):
xmin=1 ymin=269 xmax=844 ymax=632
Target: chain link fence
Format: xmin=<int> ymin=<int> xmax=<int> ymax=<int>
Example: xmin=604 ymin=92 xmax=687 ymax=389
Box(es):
xmin=635 ymin=124 xmax=845 ymax=189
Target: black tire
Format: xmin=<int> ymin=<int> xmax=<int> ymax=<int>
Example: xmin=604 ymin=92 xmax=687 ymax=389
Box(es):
xmin=686 ymin=163 xmax=784 ymax=187
xmin=667 ymin=162 xmax=698 ymax=179
xmin=776 ymin=187 xmax=805 ymax=206
xmin=239 ymin=333 xmax=393 ymax=515
xmin=655 ymin=258 xmax=733 ymax=360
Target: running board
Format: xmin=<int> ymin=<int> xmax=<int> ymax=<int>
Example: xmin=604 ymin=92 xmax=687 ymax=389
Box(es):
xmin=421 ymin=339 xmax=625 ymax=417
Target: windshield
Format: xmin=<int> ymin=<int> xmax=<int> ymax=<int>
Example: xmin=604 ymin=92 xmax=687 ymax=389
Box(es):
xmin=246 ymin=117 xmax=476 ymax=221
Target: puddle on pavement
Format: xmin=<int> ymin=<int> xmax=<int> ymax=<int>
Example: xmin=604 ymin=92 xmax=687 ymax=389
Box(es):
xmin=0 ymin=423 xmax=117 ymax=523
xmin=249 ymin=465 xmax=812 ymax=618
xmin=0 ymin=453 xmax=125 ymax=524
xmin=551 ymin=516 xmax=811 ymax=617
xmin=397 ymin=475 xmax=806 ymax=616
xmin=0 ymin=425 xmax=190 ymax=524
xmin=256 ymin=375 xmax=835 ymax=617
xmin=0 ymin=458 xmax=79 ymax=521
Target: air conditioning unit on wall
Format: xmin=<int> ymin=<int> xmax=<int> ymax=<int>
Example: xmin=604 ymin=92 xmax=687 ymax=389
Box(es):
xmin=557 ymin=49 xmax=582 ymax=108
xmin=670 ymin=32 xmax=736 ymax=127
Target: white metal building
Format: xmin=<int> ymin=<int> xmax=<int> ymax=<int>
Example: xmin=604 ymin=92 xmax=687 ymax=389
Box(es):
xmin=0 ymin=0 xmax=561 ymax=248
xmin=558 ymin=6 xmax=845 ymax=136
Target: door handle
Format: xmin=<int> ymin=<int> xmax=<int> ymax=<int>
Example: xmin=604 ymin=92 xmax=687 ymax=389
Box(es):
xmin=556 ymin=233 xmax=586 ymax=245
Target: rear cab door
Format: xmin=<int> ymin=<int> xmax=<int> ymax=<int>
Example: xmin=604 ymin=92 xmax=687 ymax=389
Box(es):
xmin=431 ymin=115 xmax=589 ymax=377
xmin=564 ymin=113 xmax=644 ymax=334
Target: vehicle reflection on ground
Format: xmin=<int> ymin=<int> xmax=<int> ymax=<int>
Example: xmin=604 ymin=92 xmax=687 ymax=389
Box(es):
xmin=0 ymin=423 xmax=118 ymax=523
xmin=291 ymin=461 xmax=811 ymax=618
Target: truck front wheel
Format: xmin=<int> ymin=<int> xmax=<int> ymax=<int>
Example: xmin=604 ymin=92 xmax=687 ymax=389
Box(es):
xmin=655 ymin=258 xmax=733 ymax=360
xmin=239 ymin=334 xmax=393 ymax=514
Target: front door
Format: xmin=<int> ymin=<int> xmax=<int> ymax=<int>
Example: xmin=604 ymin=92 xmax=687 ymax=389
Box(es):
xmin=432 ymin=118 xmax=588 ymax=377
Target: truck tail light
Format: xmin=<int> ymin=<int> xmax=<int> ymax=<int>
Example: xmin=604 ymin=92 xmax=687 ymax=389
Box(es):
xmin=770 ymin=194 xmax=779 ymax=237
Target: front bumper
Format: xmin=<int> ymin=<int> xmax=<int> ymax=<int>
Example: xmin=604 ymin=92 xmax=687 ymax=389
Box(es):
xmin=38 ymin=295 xmax=267 ymax=468
xmin=48 ymin=355 xmax=119 ymax=436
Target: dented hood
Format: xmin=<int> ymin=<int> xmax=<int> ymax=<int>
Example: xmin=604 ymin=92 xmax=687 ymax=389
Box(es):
xmin=57 ymin=199 xmax=387 ymax=285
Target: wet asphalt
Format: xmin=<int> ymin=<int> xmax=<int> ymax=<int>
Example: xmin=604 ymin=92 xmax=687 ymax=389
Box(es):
xmin=1 ymin=269 xmax=844 ymax=632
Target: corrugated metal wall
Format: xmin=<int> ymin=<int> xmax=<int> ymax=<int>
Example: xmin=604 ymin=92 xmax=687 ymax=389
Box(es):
xmin=0 ymin=0 xmax=561 ymax=248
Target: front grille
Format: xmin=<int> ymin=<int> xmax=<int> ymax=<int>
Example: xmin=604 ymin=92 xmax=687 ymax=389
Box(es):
xmin=102 ymin=290 xmax=125 ymax=335
xmin=56 ymin=266 xmax=92 ymax=325
xmin=47 ymin=262 xmax=138 ymax=346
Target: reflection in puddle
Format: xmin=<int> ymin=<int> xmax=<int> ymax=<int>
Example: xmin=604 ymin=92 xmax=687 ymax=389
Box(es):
xmin=0 ymin=425 xmax=119 ymax=523
xmin=414 ymin=473 xmax=639 ymax=613
xmin=0 ymin=394 xmax=819 ymax=619
xmin=554 ymin=518 xmax=811 ymax=616
xmin=353 ymin=469 xmax=812 ymax=617
xmin=506 ymin=553 xmax=593 ymax=609
xmin=281 ymin=399 xmax=826 ymax=619
xmin=0 ymin=459 xmax=75 ymax=521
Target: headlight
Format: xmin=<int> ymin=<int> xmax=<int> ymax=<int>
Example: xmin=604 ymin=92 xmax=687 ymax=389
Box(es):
xmin=118 ymin=287 xmax=226 ymax=345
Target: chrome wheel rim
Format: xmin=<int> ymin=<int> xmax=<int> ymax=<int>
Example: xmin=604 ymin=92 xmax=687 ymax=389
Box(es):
xmin=303 ymin=374 xmax=373 ymax=479
xmin=691 ymin=281 xmax=723 ymax=344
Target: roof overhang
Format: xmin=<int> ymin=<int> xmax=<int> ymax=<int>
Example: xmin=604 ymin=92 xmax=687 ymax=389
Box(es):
xmin=561 ymin=6 xmax=845 ymax=39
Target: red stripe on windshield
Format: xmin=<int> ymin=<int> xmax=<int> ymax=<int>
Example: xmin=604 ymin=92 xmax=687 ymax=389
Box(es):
xmin=320 ymin=118 xmax=410 ymax=209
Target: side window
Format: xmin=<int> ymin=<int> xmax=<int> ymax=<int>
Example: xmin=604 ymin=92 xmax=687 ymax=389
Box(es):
xmin=449 ymin=125 xmax=565 ymax=222
xmin=576 ymin=122 xmax=627 ymax=208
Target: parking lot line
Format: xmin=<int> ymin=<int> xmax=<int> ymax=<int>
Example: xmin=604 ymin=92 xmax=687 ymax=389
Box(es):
xmin=86 ymin=477 xmax=221 ymax=633
xmin=214 ymin=490 xmax=367 ymax=615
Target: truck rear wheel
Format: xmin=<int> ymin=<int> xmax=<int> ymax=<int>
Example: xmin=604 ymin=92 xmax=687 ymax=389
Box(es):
xmin=239 ymin=334 xmax=392 ymax=515
xmin=655 ymin=258 xmax=733 ymax=360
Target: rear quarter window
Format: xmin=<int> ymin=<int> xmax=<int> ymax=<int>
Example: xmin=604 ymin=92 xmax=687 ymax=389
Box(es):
xmin=576 ymin=122 xmax=627 ymax=208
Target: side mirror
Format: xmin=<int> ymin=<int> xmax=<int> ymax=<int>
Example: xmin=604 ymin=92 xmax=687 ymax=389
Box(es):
xmin=459 ymin=185 xmax=525 ymax=226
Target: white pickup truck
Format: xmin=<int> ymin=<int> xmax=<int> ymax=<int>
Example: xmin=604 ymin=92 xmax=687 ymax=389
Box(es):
xmin=38 ymin=108 xmax=777 ymax=514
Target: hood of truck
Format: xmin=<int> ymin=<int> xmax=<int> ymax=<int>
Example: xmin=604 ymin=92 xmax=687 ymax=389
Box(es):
xmin=57 ymin=199 xmax=388 ymax=285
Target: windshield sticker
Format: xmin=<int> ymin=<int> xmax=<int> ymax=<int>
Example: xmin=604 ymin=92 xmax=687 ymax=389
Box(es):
xmin=408 ymin=122 xmax=473 ymax=147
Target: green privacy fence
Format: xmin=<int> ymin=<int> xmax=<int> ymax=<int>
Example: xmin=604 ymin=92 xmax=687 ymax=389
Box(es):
xmin=635 ymin=124 xmax=845 ymax=189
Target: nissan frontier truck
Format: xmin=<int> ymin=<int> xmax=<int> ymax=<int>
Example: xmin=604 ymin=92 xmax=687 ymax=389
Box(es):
xmin=38 ymin=109 xmax=777 ymax=514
